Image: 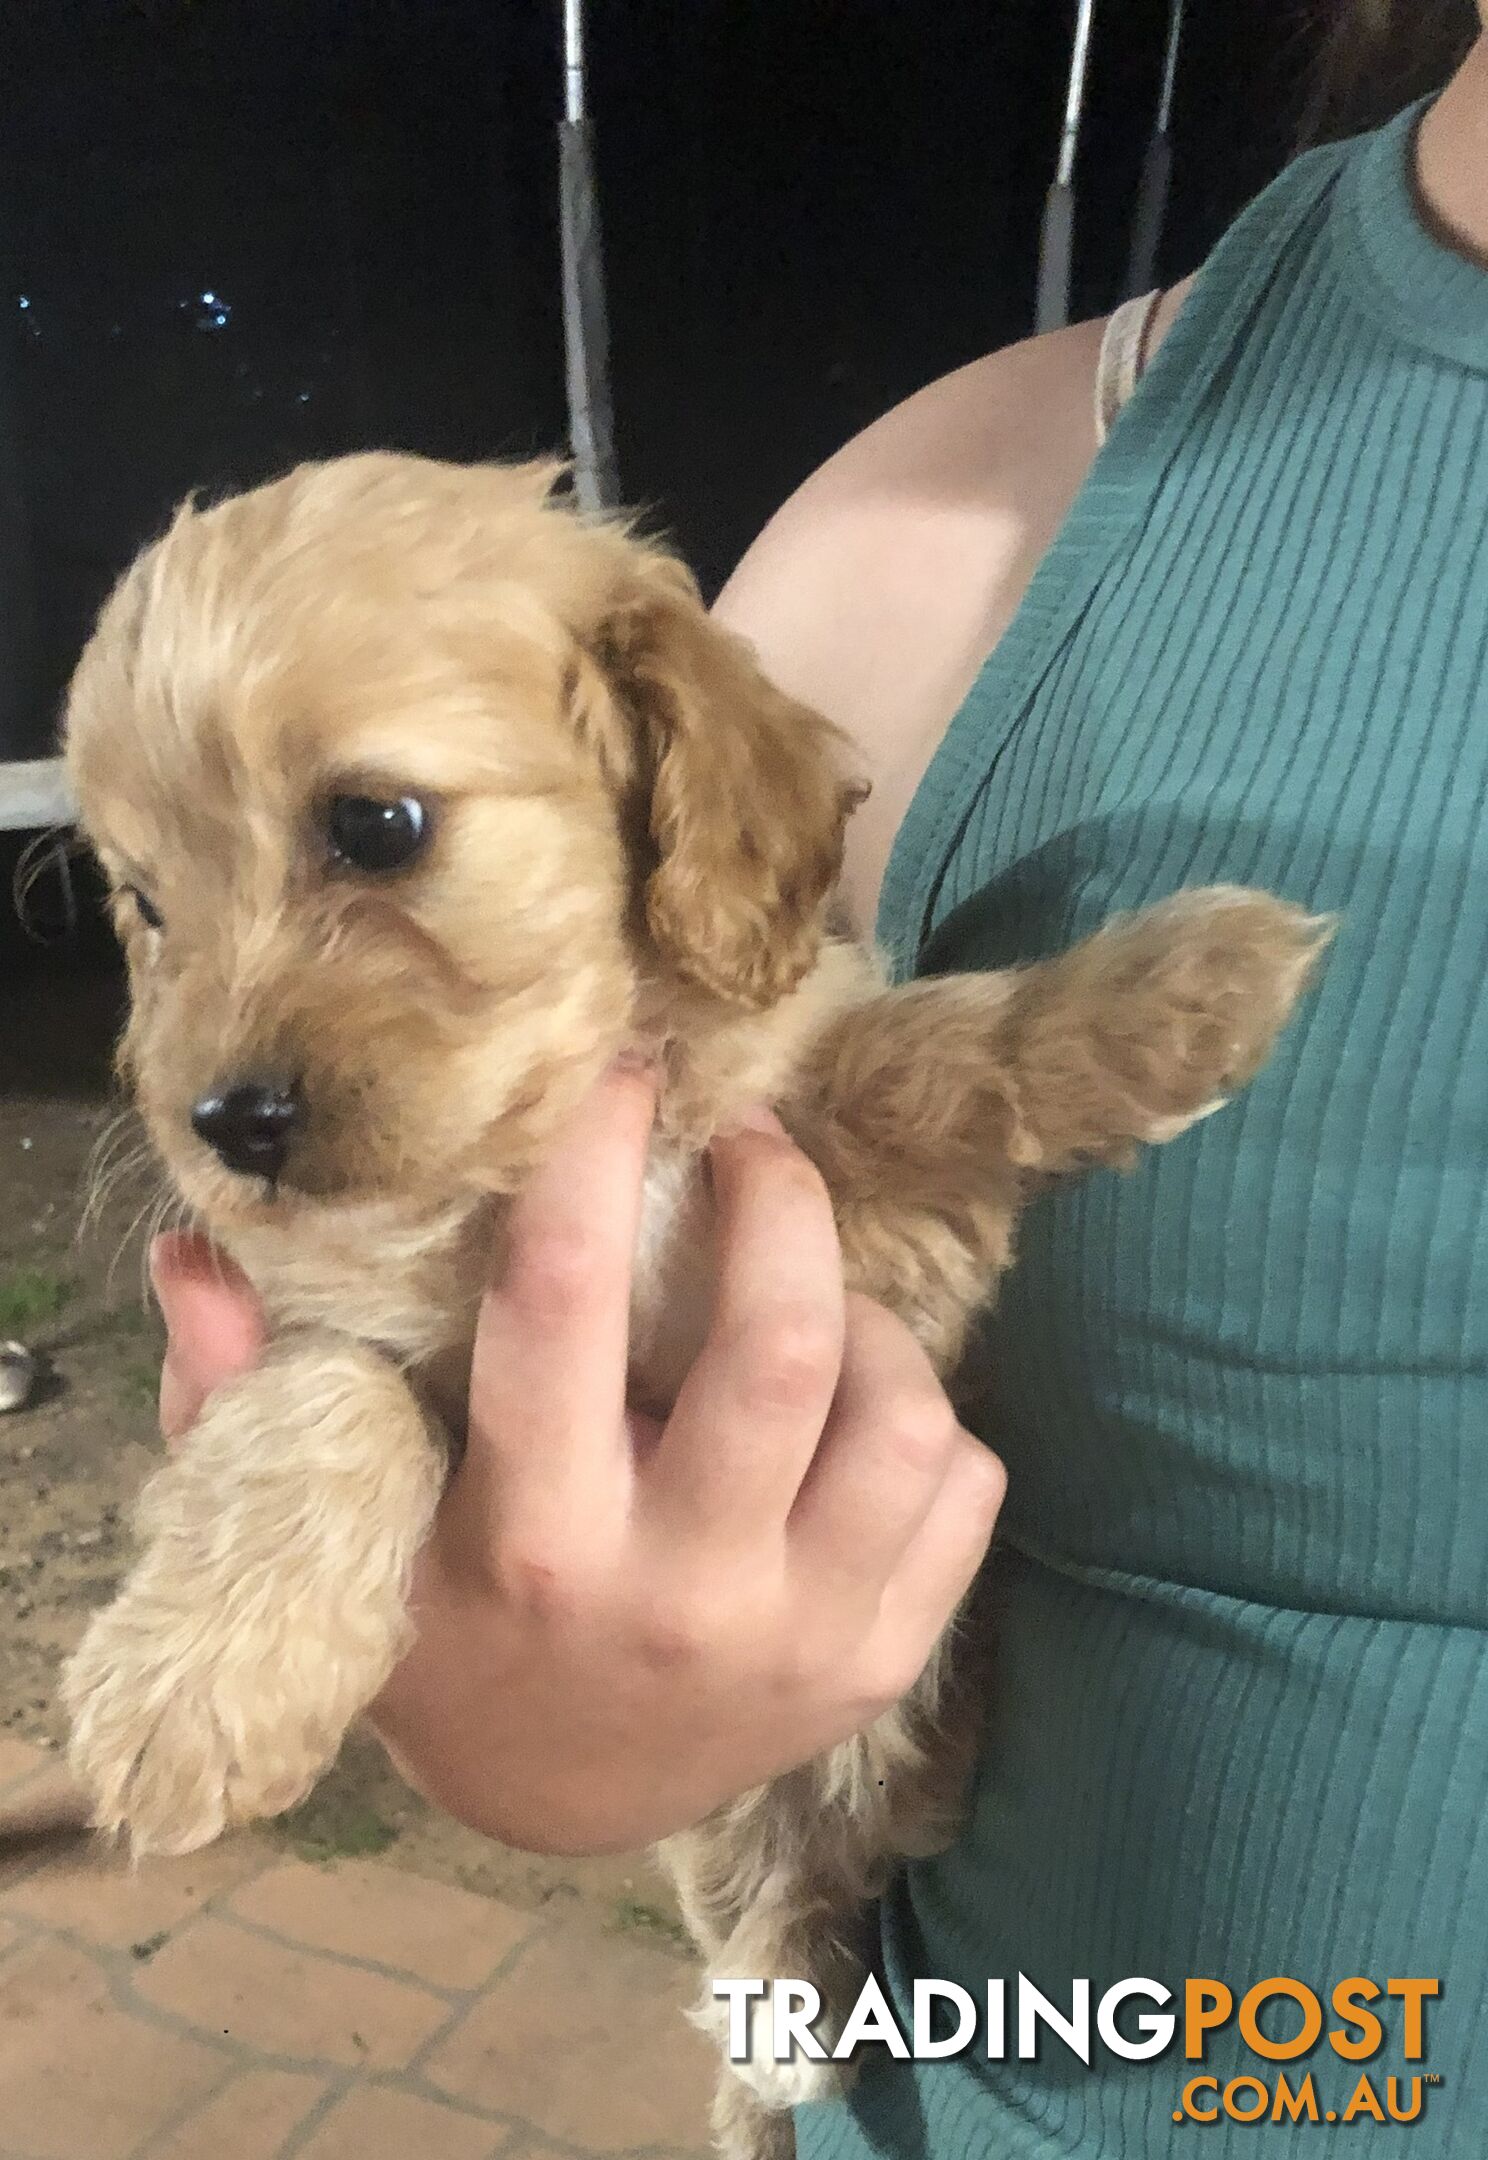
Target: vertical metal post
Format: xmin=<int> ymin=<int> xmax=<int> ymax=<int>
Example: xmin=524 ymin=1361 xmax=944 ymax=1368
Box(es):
xmin=563 ymin=0 xmax=585 ymax=126
xmin=1036 ymin=0 xmax=1097 ymax=333
xmin=1124 ymin=0 xmax=1184 ymax=299
xmin=558 ymin=0 xmax=620 ymax=511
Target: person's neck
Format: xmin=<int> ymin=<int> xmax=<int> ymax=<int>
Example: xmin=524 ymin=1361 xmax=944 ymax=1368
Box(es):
xmin=1415 ymin=32 xmax=1488 ymax=268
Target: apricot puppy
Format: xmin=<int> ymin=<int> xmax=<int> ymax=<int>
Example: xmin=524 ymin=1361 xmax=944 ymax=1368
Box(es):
xmin=60 ymin=453 xmax=1328 ymax=2160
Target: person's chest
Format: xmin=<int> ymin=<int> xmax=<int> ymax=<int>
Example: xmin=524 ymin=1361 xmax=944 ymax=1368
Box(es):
xmin=924 ymin=336 xmax=1488 ymax=1621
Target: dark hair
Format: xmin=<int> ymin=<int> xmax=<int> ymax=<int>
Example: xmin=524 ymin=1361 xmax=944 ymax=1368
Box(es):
xmin=1300 ymin=0 xmax=1477 ymax=145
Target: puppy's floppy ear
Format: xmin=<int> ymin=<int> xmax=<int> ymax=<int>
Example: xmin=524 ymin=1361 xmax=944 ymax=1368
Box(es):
xmin=583 ymin=547 xmax=866 ymax=1009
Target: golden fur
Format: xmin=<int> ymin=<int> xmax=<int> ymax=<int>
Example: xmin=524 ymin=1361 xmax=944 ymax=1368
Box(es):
xmin=60 ymin=453 xmax=1329 ymax=2159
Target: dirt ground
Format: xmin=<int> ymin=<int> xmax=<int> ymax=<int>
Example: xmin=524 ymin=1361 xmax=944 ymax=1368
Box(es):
xmin=0 ymin=939 xmax=681 ymax=1938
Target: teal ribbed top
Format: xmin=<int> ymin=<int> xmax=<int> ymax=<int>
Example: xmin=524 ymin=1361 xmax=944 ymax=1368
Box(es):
xmin=799 ymin=102 xmax=1488 ymax=2160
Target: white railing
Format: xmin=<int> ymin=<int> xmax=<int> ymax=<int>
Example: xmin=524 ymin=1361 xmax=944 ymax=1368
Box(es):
xmin=0 ymin=757 xmax=73 ymax=832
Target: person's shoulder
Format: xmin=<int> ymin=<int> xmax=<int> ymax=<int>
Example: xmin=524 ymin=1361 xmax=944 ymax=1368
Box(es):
xmin=714 ymin=315 xmax=1106 ymax=932
xmin=714 ymin=286 xmax=1195 ymax=932
xmin=716 ymin=312 xmax=1106 ymax=710
xmin=716 ymin=280 xmax=1198 ymax=707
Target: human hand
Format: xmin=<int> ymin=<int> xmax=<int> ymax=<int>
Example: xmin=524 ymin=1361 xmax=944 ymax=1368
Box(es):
xmin=370 ymin=1069 xmax=1005 ymax=1852
xmin=149 ymin=1070 xmax=1005 ymax=1855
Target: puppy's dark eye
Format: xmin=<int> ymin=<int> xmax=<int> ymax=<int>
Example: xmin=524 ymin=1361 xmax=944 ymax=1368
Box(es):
xmin=325 ymin=794 xmax=430 ymax=875
xmin=128 ymin=886 xmax=164 ymax=930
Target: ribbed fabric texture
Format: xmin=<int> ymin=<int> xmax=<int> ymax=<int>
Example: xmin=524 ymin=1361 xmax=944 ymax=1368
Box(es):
xmin=797 ymin=103 xmax=1488 ymax=2160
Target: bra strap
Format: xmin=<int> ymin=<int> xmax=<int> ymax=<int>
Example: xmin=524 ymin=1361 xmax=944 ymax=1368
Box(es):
xmin=1094 ymin=287 xmax=1164 ymax=445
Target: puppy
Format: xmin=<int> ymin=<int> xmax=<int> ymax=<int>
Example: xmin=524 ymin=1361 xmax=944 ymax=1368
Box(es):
xmin=60 ymin=453 xmax=1327 ymax=2160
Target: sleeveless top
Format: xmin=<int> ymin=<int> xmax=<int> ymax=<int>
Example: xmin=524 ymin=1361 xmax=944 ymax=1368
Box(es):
xmin=797 ymin=101 xmax=1488 ymax=2160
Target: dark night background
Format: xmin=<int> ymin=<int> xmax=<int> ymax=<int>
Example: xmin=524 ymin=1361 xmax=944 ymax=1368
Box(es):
xmin=0 ymin=0 xmax=1338 ymax=780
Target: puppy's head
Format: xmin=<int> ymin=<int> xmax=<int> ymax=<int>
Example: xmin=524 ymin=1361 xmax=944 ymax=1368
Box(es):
xmin=64 ymin=453 xmax=859 ymax=1231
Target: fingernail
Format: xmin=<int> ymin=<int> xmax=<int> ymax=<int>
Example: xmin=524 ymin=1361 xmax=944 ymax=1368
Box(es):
xmin=148 ymin=1232 xmax=203 ymax=1318
xmin=150 ymin=1228 xmax=213 ymax=1288
xmin=157 ymin=1353 xmax=188 ymax=1446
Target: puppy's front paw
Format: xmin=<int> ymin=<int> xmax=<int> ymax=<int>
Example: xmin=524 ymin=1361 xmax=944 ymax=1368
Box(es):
xmin=64 ymin=1600 xmax=338 ymax=1857
xmin=736 ymin=2052 xmax=850 ymax=2110
xmin=711 ymin=2075 xmax=798 ymax=2160
xmin=62 ymin=1334 xmax=445 ymax=1857
xmin=694 ymin=1981 xmax=854 ymax=2112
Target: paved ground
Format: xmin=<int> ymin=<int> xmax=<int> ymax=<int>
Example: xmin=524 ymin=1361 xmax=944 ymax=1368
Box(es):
xmin=0 ymin=1736 xmax=715 ymax=2160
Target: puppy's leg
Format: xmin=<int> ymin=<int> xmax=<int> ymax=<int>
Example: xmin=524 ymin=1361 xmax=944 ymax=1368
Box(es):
xmin=63 ymin=1331 xmax=443 ymax=1858
xmin=712 ymin=2076 xmax=794 ymax=2160
xmin=686 ymin=890 xmax=1327 ymax=2130
xmin=668 ymin=1651 xmax=972 ymax=2123
xmin=797 ymin=887 xmax=1331 ymax=1364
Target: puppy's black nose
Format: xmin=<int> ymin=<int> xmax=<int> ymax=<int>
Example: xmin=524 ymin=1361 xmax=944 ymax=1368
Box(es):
xmin=190 ymin=1079 xmax=303 ymax=1180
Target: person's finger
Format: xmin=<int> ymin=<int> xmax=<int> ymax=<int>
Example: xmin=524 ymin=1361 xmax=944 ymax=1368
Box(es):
xmin=642 ymin=1109 xmax=845 ymax=1543
xmin=149 ymin=1231 xmax=265 ymax=1443
xmin=873 ymin=1433 xmax=1006 ymax=1654
xmin=455 ymin=1063 xmax=656 ymax=1541
xmin=786 ymin=1293 xmax=967 ymax=1594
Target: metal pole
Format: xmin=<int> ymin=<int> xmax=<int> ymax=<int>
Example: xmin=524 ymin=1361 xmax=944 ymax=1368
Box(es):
xmin=1156 ymin=0 xmax=1185 ymax=138
xmin=558 ymin=0 xmax=620 ymax=511
xmin=563 ymin=0 xmax=585 ymax=124
xmin=1123 ymin=0 xmax=1184 ymax=299
xmin=1036 ymin=0 xmax=1097 ymax=334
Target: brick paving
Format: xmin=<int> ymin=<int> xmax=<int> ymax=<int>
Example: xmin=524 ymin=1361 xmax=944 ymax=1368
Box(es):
xmin=0 ymin=1740 xmax=714 ymax=2160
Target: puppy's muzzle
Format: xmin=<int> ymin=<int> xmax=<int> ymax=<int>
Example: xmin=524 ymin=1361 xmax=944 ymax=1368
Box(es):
xmin=191 ymin=1078 xmax=304 ymax=1181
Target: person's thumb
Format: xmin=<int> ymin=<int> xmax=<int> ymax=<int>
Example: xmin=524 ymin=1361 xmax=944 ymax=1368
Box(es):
xmin=149 ymin=1230 xmax=265 ymax=1444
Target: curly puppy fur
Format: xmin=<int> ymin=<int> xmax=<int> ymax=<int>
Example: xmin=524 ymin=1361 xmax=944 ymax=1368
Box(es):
xmin=60 ymin=453 xmax=1330 ymax=2159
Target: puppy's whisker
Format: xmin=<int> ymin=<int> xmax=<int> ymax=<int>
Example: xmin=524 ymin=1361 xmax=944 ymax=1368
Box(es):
xmin=107 ymin=1178 xmax=174 ymax=1306
xmin=12 ymin=822 xmax=86 ymax=938
xmin=80 ymin=1150 xmax=159 ymax=1247
xmin=87 ymin=1104 xmax=146 ymax=1172
xmin=83 ymin=1105 xmax=142 ymax=1199
xmin=199 ymin=1227 xmax=233 ymax=1295
xmin=135 ymin=1186 xmax=186 ymax=1313
xmin=83 ymin=1133 xmax=155 ymax=1208
xmin=80 ymin=1108 xmax=160 ymax=1246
